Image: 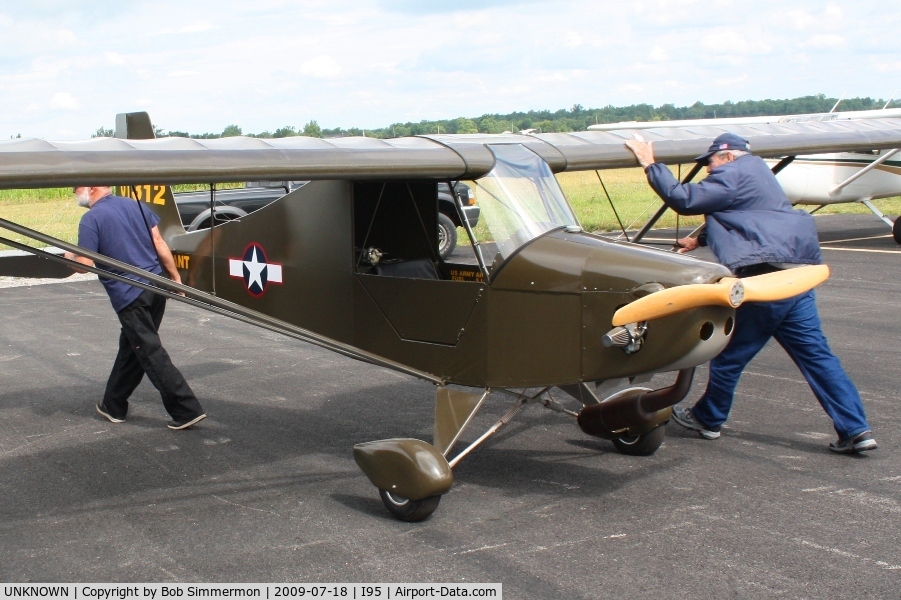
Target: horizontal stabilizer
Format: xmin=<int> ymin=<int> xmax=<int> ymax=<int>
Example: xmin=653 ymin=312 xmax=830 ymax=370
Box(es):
xmin=0 ymin=247 xmax=75 ymax=279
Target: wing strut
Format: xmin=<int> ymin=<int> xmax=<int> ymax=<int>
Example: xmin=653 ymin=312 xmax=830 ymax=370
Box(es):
xmin=828 ymin=148 xmax=900 ymax=195
xmin=0 ymin=218 xmax=443 ymax=386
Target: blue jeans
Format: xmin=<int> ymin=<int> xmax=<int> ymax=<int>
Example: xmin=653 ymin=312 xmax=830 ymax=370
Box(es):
xmin=691 ymin=291 xmax=870 ymax=440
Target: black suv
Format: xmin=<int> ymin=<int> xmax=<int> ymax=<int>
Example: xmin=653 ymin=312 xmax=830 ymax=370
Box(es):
xmin=174 ymin=180 xmax=479 ymax=258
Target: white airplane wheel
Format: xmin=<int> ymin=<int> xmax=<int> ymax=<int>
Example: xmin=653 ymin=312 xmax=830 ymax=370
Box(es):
xmin=612 ymin=424 xmax=667 ymax=456
xmin=379 ymin=489 xmax=441 ymax=521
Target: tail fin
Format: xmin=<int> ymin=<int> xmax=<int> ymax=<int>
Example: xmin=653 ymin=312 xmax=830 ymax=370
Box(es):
xmin=114 ymin=112 xmax=185 ymax=239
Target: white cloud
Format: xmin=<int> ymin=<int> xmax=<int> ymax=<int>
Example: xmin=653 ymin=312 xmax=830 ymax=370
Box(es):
xmin=299 ymin=55 xmax=342 ymax=79
xmin=50 ymin=93 xmax=80 ymax=110
xmin=874 ymin=61 xmax=901 ymax=72
xmin=700 ymin=30 xmax=772 ymax=55
xmin=56 ymin=29 xmax=76 ymax=44
xmin=648 ymin=46 xmax=668 ymax=62
xmin=168 ymin=70 xmax=200 ymax=78
xmin=617 ymin=83 xmax=644 ymax=93
xmin=153 ymin=22 xmax=217 ymax=35
xmin=801 ymin=34 xmax=845 ymax=49
xmin=563 ymin=32 xmax=583 ymax=48
xmin=104 ymin=52 xmax=126 ymax=66
xmin=714 ymin=74 xmax=749 ymax=86
xmin=787 ymin=4 xmax=843 ymax=31
xmin=0 ymin=13 xmax=12 ymax=27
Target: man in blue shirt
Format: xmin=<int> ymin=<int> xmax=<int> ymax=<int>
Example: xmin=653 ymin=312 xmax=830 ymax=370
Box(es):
xmin=65 ymin=186 xmax=206 ymax=430
xmin=625 ymin=133 xmax=875 ymax=454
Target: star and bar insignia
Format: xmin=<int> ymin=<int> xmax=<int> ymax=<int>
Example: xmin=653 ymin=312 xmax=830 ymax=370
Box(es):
xmin=229 ymin=242 xmax=283 ymax=296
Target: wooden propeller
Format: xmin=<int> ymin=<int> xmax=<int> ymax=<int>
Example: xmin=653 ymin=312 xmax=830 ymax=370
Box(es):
xmin=611 ymin=264 xmax=830 ymax=326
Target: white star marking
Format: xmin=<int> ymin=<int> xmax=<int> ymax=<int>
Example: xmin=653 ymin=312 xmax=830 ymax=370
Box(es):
xmin=229 ymin=245 xmax=283 ymax=294
xmin=243 ymin=246 xmax=267 ymax=291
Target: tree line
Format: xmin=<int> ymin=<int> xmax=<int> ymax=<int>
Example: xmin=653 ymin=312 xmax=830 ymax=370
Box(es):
xmin=93 ymin=94 xmax=899 ymax=140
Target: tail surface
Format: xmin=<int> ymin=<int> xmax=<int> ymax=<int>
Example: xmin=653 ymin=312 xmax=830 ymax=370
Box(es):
xmin=114 ymin=112 xmax=185 ymax=239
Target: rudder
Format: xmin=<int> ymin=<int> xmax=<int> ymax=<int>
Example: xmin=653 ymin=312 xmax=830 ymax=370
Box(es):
xmin=114 ymin=112 xmax=186 ymax=239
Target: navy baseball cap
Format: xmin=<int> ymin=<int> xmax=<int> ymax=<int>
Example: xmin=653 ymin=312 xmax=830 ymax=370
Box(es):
xmin=694 ymin=133 xmax=751 ymax=164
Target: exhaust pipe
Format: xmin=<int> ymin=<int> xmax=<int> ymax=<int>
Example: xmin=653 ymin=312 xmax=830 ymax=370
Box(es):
xmin=577 ymin=368 xmax=695 ymax=438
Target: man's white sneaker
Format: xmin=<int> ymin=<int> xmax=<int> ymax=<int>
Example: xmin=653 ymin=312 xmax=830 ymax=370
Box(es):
xmin=672 ymin=406 xmax=721 ymax=440
xmin=829 ymin=430 xmax=877 ymax=454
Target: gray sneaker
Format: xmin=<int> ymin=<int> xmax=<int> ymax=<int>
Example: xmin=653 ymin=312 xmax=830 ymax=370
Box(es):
xmin=167 ymin=413 xmax=206 ymax=430
xmin=672 ymin=406 xmax=721 ymax=440
xmin=96 ymin=402 xmax=125 ymax=423
xmin=829 ymin=430 xmax=877 ymax=454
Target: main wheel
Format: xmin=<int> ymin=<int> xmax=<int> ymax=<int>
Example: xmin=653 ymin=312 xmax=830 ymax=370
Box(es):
xmin=378 ymin=489 xmax=441 ymax=522
xmin=437 ymin=213 xmax=458 ymax=259
xmin=893 ymin=217 xmax=901 ymax=244
xmin=612 ymin=424 xmax=667 ymax=456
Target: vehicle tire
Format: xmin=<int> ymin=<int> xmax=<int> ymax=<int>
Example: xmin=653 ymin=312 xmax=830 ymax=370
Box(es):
xmin=893 ymin=217 xmax=901 ymax=244
xmin=612 ymin=424 xmax=667 ymax=456
xmin=378 ymin=489 xmax=441 ymax=522
xmin=437 ymin=213 xmax=457 ymax=259
xmin=193 ymin=211 xmax=245 ymax=231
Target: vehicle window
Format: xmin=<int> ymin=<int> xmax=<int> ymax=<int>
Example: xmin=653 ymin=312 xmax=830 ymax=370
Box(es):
xmin=470 ymin=144 xmax=578 ymax=262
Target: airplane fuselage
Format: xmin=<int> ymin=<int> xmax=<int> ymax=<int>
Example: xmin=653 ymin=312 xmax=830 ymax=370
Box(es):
xmin=772 ymin=150 xmax=901 ymax=204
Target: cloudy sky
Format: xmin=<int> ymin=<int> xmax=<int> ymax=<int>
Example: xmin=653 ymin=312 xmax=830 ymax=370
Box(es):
xmin=2 ymin=1 xmax=898 ymax=139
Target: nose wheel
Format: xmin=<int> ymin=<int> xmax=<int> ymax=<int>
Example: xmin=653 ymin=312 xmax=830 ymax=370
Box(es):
xmin=379 ymin=490 xmax=442 ymax=522
xmin=612 ymin=424 xmax=667 ymax=456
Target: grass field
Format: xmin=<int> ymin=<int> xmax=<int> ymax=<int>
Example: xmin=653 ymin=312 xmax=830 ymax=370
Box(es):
xmin=0 ymin=171 xmax=898 ymax=250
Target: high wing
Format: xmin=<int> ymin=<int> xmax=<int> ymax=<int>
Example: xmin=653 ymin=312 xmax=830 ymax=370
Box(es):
xmin=1 ymin=114 xmax=901 ymax=188
xmin=587 ymin=106 xmax=901 ymax=131
xmin=584 ymin=108 xmax=901 ymax=243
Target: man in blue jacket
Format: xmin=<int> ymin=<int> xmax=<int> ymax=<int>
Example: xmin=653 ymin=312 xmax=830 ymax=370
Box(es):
xmin=625 ymin=133 xmax=876 ymax=453
xmin=65 ymin=186 xmax=206 ymax=430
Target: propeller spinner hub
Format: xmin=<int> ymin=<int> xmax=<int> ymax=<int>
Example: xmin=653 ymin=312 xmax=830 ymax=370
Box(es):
xmin=729 ymin=280 xmax=745 ymax=307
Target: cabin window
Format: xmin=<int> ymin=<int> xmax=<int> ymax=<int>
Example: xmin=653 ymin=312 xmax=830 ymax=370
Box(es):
xmin=469 ymin=144 xmax=578 ymax=265
xmin=353 ymin=180 xmax=440 ymax=278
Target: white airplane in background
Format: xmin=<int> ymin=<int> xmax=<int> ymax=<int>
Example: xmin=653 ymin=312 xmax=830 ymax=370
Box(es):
xmin=589 ymin=106 xmax=901 ymax=243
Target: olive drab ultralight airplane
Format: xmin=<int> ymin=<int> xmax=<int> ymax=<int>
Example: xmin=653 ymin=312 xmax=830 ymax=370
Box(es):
xmin=1 ymin=112 xmax=900 ymax=521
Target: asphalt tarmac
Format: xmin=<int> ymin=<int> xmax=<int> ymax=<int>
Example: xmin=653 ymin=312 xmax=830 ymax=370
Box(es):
xmin=0 ymin=213 xmax=898 ymax=597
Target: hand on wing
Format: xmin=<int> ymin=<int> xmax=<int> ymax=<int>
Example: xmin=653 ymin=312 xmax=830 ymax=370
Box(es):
xmin=624 ymin=135 xmax=655 ymax=169
xmin=676 ymin=236 xmax=699 ymax=253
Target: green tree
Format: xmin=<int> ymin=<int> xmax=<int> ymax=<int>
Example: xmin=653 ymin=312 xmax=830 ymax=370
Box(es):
xmin=273 ymin=125 xmax=296 ymax=138
xmin=302 ymin=120 xmax=322 ymax=137
xmin=92 ymin=126 xmax=114 ymax=138
xmin=222 ymin=124 xmax=243 ymax=137
xmin=451 ymin=117 xmax=479 ymax=134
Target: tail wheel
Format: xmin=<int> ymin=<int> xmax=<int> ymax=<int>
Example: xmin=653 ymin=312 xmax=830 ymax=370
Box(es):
xmin=612 ymin=424 xmax=667 ymax=456
xmin=893 ymin=217 xmax=901 ymax=244
xmin=378 ymin=489 xmax=441 ymax=522
xmin=437 ymin=213 xmax=457 ymax=259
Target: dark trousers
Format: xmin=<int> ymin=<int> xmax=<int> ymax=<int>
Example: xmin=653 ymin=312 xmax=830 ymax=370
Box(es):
xmin=691 ymin=291 xmax=870 ymax=440
xmin=102 ymin=289 xmax=203 ymax=422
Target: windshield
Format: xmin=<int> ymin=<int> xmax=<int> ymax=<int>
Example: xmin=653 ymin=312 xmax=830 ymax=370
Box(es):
xmin=471 ymin=144 xmax=578 ymax=263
